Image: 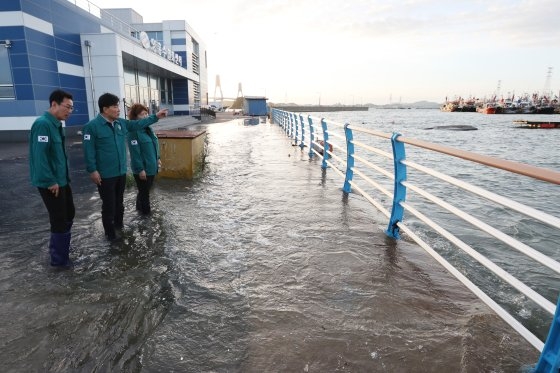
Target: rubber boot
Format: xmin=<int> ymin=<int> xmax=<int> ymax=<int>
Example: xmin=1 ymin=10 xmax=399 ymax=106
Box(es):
xmin=49 ymin=231 xmax=73 ymax=268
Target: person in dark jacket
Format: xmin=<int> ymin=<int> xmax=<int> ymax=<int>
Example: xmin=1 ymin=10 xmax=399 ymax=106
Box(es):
xmin=127 ymin=103 xmax=160 ymax=215
xmin=29 ymin=89 xmax=75 ymax=267
xmin=82 ymin=93 xmax=168 ymax=241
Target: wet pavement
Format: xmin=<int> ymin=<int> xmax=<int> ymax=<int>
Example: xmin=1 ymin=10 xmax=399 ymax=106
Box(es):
xmin=0 ymin=115 xmax=540 ymax=372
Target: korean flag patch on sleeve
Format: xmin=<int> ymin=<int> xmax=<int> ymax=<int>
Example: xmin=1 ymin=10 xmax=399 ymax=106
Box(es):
xmin=131 ymin=139 xmax=138 ymax=145
xmin=84 ymin=134 xmax=91 ymax=140
xmin=38 ymin=135 xmax=48 ymax=142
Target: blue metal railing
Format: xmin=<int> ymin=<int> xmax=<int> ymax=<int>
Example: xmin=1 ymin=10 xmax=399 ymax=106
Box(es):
xmin=271 ymin=108 xmax=560 ymax=372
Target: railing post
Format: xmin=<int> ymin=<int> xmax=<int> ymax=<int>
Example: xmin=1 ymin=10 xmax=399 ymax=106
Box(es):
xmin=299 ymin=114 xmax=305 ymax=149
xmin=320 ymin=118 xmax=329 ymax=170
xmin=343 ymin=123 xmax=354 ymax=193
xmin=386 ymin=133 xmax=407 ymax=239
xmin=534 ymin=296 xmax=560 ymax=373
xmin=308 ymin=116 xmax=315 ymax=158
xmin=294 ymin=113 xmax=300 ymax=145
xmin=289 ymin=112 xmax=295 ymax=139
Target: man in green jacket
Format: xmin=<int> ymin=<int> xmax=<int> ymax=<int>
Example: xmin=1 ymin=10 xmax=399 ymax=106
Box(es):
xmin=29 ymin=89 xmax=75 ymax=267
xmin=82 ymin=93 xmax=168 ymax=241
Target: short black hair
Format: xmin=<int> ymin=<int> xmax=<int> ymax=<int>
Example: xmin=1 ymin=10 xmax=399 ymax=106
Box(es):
xmin=98 ymin=92 xmax=120 ymax=113
xmin=49 ymin=89 xmax=73 ymax=106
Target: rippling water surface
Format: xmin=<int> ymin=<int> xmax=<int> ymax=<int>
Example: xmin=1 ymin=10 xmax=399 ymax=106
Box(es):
xmin=1 ymin=109 xmax=555 ymax=372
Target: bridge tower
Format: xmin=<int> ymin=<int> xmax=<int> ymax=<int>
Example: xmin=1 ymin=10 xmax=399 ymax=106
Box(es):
xmin=213 ymin=74 xmax=223 ymax=105
xmin=237 ymin=82 xmax=243 ymax=98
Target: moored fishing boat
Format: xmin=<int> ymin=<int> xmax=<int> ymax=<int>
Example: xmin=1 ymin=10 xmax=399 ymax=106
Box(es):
xmin=440 ymin=101 xmax=458 ymax=112
xmin=477 ymin=103 xmax=497 ymax=114
xmin=447 ymin=93 xmax=560 ymax=114
xmin=513 ymin=120 xmax=560 ymax=128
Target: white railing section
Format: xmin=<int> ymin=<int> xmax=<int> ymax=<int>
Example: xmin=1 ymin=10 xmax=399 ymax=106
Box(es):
xmin=272 ymin=108 xmax=560 ymax=373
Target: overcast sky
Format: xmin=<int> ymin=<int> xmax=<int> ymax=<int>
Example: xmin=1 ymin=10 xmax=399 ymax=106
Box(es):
xmin=87 ymin=0 xmax=560 ymax=105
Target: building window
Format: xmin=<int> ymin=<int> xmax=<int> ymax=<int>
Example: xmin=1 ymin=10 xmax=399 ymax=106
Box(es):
xmin=160 ymin=78 xmax=172 ymax=104
xmin=0 ymin=47 xmax=15 ymax=99
xmin=124 ymin=67 xmax=138 ymax=105
xmin=138 ymin=71 xmax=149 ymax=106
xmin=146 ymin=31 xmax=163 ymax=46
xmin=192 ymin=39 xmax=200 ymax=56
xmin=149 ymin=74 xmax=159 ymax=112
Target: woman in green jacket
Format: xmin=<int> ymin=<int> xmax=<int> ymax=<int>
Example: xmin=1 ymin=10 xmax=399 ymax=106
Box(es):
xmin=127 ymin=103 xmax=160 ymax=215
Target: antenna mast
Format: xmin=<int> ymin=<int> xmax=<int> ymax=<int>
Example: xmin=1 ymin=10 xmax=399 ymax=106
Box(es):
xmin=543 ymin=67 xmax=553 ymax=98
xmin=495 ymin=80 xmax=501 ymax=98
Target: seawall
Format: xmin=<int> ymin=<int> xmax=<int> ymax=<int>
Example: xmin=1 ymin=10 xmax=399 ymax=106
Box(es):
xmin=271 ymin=105 xmax=369 ymax=112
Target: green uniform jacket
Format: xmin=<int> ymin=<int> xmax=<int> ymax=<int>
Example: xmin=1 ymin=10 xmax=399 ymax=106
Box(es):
xmin=29 ymin=111 xmax=70 ymax=188
xmin=82 ymin=114 xmax=159 ymax=178
xmin=127 ymin=127 xmax=160 ymax=176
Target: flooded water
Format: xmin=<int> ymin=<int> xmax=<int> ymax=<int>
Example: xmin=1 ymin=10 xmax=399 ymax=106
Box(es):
xmin=0 ymin=110 xmax=550 ymax=372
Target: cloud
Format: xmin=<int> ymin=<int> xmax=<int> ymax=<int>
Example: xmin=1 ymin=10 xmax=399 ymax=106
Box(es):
xmin=89 ymin=0 xmax=560 ymax=103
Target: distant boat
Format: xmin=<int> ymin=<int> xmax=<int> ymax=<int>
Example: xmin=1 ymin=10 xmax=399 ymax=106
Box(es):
xmin=440 ymin=98 xmax=476 ymax=112
xmin=477 ymin=103 xmax=496 ymax=114
xmin=440 ymin=102 xmax=458 ymax=112
xmin=513 ymin=120 xmax=560 ymax=128
xmin=445 ymin=93 xmax=560 ymax=114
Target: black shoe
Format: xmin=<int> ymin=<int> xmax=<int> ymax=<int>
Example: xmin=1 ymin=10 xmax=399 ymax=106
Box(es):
xmin=106 ymin=231 xmax=119 ymax=241
xmin=51 ymin=259 xmax=74 ymax=269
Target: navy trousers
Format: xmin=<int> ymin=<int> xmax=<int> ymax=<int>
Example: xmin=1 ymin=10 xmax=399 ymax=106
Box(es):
xmin=38 ymin=185 xmax=75 ymax=233
xmin=133 ymin=174 xmax=155 ymax=215
xmin=97 ymin=175 xmax=126 ymax=239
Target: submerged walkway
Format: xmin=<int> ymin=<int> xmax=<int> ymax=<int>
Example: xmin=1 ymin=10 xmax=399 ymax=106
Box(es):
xmin=0 ymin=116 xmax=539 ymax=372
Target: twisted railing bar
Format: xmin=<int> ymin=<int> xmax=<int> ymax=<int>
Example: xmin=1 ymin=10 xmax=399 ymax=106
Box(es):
xmin=307 ymin=116 xmax=315 ymax=158
xmin=293 ymin=112 xmax=299 ymax=145
xmin=343 ymin=124 xmax=354 ymax=193
xmin=387 ymin=133 xmax=406 ymax=239
xmin=298 ymin=114 xmax=305 ymax=149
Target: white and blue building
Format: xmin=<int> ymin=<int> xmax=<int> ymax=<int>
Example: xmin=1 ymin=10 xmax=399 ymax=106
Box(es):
xmin=0 ymin=0 xmax=208 ymax=141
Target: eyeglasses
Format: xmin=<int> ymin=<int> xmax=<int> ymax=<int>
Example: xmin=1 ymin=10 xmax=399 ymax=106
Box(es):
xmin=61 ymin=104 xmax=74 ymax=111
